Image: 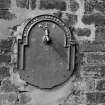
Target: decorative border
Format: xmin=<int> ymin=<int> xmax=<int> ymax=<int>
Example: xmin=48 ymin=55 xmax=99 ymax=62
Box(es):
xmin=22 ymin=14 xmax=71 ymax=47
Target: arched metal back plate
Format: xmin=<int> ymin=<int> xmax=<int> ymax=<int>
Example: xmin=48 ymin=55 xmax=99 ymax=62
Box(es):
xmin=16 ymin=14 xmax=76 ymax=89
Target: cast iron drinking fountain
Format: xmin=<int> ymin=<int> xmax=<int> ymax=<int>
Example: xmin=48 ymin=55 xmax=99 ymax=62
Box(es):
xmin=12 ymin=14 xmax=77 ymax=89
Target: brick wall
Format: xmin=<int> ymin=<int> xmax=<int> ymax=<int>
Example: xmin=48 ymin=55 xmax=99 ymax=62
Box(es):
xmin=0 ymin=0 xmax=105 ymax=105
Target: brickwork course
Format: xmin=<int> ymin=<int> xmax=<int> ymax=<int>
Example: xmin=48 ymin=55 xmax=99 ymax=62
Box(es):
xmin=0 ymin=0 xmax=105 ymax=105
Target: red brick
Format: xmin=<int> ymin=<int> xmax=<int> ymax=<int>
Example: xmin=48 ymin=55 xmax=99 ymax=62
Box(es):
xmin=96 ymin=79 xmax=105 ymax=91
xmin=0 ymin=10 xmax=16 ymax=20
xmin=86 ymin=92 xmax=96 ymax=103
xmin=80 ymin=66 xmax=105 ymax=78
xmin=83 ymin=53 xmax=105 ymax=65
xmin=85 ymin=77 xmax=95 ymax=91
xmin=30 ymin=0 xmax=36 ymax=10
xmin=76 ymin=28 xmax=91 ymax=37
xmin=0 ymin=0 xmax=11 ymax=9
xmin=95 ymin=26 xmax=105 ymax=42
xmin=16 ymin=0 xmax=29 ymax=9
xmin=80 ymin=41 xmax=105 ymax=52
xmin=66 ymin=95 xmax=86 ymax=105
xmin=19 ymin=93 xmax=32 ymax=105
xmin=0 ymin=54 xmax=11 ymax=64
xmin=40 ymin=0 xmax=66 ymax=11
xmin=87 ymin=104 xmax=98 ymax=105
xmin=16 ymin=0 xmax=36 ymax=9
xmin=84 ymin=77 xmax=95 ymax=91
xmin=0 ymin=67 xmax=10 ymax=80
xmin=1 ymin=79 xmax=19 ymax=92
xmin=8 ymin=93 xmax=17 ymax=103
xmin=80 ymin=26 xmax=105 ymax=52
xmin=87 ymin=92 xmax=105 ymax=103
xmin=95 ymin=1 xmax=105 ymax=14
xmin=84 ymin=0 xmax=96 ymax=14
xmin=0 ymin=0 xmax=16 ymax=20
xmin=82 ymin=13 xmax=105 ymax=26
xmin=0 ymin=39 xmax=13 ymax=53
xmin=78 ymin=53 xmax=84 ymax=65
xmin=69 ymin=0 xmax=80 ymax=12
xmin=53 ymin=12 xmax=78 ymax=26
xmin=0 ymin=93 xmax=9 ymax=104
